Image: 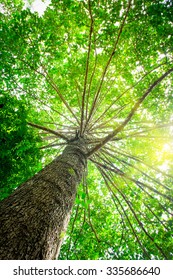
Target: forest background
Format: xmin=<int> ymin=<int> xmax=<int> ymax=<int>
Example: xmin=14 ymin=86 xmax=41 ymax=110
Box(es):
xmin=0 ymin=0 xmax=173 ymax=260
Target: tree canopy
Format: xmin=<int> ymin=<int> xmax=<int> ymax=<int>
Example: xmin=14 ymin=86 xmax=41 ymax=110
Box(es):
xmin=1 ymin=0 xmax=173 ymax=260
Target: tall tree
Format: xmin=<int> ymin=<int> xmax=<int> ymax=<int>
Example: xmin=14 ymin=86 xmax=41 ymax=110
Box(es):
xmin=0 ymin=0 xmax=173 ymax=259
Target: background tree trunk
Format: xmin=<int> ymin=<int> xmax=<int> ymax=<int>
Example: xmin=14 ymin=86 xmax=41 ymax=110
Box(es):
xmin=0 ymin=139 xmax=87 ymax=260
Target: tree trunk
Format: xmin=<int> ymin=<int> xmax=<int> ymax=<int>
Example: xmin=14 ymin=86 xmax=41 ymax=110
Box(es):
xmin=0 ymin=139 xmax=87 ymax=260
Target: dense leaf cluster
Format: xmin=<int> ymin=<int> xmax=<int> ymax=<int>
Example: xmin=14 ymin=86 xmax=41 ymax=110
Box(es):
xmin=0 ymin=92 xmax=42 ymax=200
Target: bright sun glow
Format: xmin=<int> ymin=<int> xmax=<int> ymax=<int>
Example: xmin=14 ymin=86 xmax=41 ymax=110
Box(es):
xmin=159 ymin=161 xmax=169 ymax=172
xmin=23 ymin=0 xmax=51 ymax=16
xmin=163 ymin=143 xmax=171 ymax=152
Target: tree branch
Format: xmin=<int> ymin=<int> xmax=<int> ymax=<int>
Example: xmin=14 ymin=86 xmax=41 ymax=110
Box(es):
xmin=86 ymin=0 xmax=132 ymax=127
xmin=40 ymin=66 xmax=80 ymax=126
xmin=98 ymin=167 xmax=151 ymax=259
xmin=27 ymin=122 xmax=69 ymax=141
xmin=90 ymin=155 xmax=173 ymax=203
xmin=80 ymin=0 xmax=94 ymax=135
xmin=112 ymin=122 xmax=173 ymax=141
xmin=87 ymin=67 xmax=173 ymax=156
xmin=88 ymin=61 xmax=167 ymax=131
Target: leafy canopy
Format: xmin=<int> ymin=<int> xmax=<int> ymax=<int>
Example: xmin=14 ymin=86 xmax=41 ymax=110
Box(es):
xmin=0 ymin=92 xmax=43 ymax=200
xmin=1 ymin=0 xmax=173 ymax=259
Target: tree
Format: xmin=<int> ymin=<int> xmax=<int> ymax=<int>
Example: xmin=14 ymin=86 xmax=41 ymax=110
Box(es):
xmin=0 ymin=0 xmax=173 ymax=260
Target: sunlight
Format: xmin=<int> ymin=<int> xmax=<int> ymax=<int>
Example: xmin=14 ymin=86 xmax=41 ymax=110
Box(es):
xmin=159 ymin=161 xmax=169 ymax=172
xmin=162 ymin=143 xmax=171 ymax=152
xmin=0 ymin=4 xmax=5 ymax=13
xmin=96 ymin=48 xmax=104 ymax=54
xmin=157 ymin=143 xmax=172 ymax=172
xmin=23 ymin=0 xmax=51 ymax=16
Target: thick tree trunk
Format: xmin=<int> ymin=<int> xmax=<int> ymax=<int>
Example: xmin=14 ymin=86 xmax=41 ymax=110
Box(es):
xmin=0 ymin=139 xmax=87 ymax=260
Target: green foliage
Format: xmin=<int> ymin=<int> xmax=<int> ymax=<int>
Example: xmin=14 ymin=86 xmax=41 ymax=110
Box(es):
xmin=1 ymin=0 xmax=173 ymax=259
xmin=0 ymin=92 xmax=43 ymax=200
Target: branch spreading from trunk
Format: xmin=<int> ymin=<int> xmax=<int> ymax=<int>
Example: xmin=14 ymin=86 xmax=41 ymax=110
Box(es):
xmin=85 ymin=0 xmax=132 ymax=129
xmin=87 ymin=61 xmax=168 ymax=131
xmin=80 ymin=0 xmax=94 ymax=135
xmin=27 ymin=122 xmax=69 ymax=141
xmin=87 ymin=67 xmax=173 ymax=157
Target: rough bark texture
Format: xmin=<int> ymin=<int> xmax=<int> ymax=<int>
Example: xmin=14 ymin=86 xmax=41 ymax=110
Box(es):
xmin=0 ymin=139 xmax=87 ymax=260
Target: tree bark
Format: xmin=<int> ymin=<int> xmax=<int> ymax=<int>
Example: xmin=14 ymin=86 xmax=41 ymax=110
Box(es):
xmin=0 ymin=139 xmax=87 ymax=260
